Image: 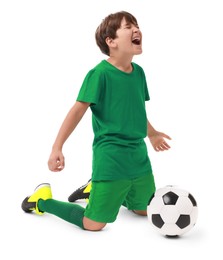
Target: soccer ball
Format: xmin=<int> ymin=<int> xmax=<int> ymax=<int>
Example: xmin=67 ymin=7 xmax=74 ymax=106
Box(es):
xmin=147 ymin=185 xmax=198 ymax=237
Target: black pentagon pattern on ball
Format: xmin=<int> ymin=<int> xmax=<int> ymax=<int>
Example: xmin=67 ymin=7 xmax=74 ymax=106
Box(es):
xmin=162 ymin=191 xmax=179 ymax=205
xmin=176 ymin=214 xmax=190 ymax=229
xmin=152 ymin=214 xmax=165 ymax=228
xmin=188 ymin=193 xmax=197 ymax=206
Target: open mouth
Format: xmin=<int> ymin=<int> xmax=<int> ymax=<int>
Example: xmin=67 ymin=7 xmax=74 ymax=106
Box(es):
xmin=132 ymin=37 xmax=141 ymax=45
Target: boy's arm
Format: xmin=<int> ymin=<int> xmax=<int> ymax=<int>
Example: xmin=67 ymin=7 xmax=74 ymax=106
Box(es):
xmin=147 ymin=120 xmax=171 ymax=152
xmin=48 ymin=101 xmax=90 ymax=172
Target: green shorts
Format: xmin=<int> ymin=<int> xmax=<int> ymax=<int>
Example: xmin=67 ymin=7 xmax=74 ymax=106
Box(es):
xmin=84 ymin=174 xmax=156 ymax=223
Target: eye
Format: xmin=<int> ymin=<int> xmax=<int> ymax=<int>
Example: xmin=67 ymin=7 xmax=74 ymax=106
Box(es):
xmin=124 ymin=25 xmax=131 ymax=29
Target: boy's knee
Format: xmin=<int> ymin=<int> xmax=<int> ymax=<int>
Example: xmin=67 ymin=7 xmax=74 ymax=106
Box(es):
xmin=133 ymin=210 xmax=147 ymax=216
xmin=83 ymin=217 xmax=106 ymax=231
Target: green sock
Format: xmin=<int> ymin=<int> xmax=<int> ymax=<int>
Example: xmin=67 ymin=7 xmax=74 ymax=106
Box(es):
xmin=38 ymin=199 xmax=85 ymax=229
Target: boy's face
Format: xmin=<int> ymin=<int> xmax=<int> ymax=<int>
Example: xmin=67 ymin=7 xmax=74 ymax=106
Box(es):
xmin=113 ymin=17 xmax=142 ymax=56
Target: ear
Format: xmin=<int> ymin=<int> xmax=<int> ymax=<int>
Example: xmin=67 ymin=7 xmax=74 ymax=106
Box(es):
xmin=105 ymin=37 xmax=117 ymax=48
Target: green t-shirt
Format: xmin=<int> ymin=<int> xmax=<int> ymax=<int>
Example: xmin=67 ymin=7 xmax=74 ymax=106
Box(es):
xmin=77 ymin=60 xmax=152 ymax=181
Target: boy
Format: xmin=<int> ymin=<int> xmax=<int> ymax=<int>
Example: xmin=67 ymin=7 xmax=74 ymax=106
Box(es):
xmin=22 ymin=11 xmax=171 ymax=231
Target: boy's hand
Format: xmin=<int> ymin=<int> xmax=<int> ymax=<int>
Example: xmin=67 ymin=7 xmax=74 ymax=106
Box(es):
xmin=48 ymin=150 xmax=65 ymax=172
xmin=148 ymin=131 xmax=171 ymax=152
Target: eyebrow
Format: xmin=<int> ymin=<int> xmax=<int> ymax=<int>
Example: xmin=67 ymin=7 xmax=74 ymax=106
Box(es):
xmin=122 ymin=22 xmax=132 ymax=27
xmin=122 ymin=22 xmax=139 ymax=28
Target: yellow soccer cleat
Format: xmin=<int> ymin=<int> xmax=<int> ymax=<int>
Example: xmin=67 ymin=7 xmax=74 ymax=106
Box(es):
xmin=21 ymin=183 xmax=52 ymax=215
xmin=68 ymin=179 xmax=91 ymax=202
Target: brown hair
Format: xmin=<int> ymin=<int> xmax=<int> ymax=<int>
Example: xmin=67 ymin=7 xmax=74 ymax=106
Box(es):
xmin=95 ymin=11 xmax=138 ymax=56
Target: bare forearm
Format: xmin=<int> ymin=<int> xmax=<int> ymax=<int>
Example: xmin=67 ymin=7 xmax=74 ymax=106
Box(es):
xmin=52 ymin=101 xmax=90 ymax=150
xmin=147 ymin=120 xmax=156 ymax=137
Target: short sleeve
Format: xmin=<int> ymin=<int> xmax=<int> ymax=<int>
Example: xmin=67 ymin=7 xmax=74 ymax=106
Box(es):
xmin=144 ymin=81 xmax=150 ymax=101
xmin=140 ymin=67 xmax=150 ymax=101
xmin=77 ymin=69 xmax=104 ymax=105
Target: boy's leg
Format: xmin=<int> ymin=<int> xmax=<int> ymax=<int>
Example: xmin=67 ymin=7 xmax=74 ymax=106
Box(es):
xmin=38 ymin=198 xmax=85 ymax=229
xmin=132 ymin=210 xmax=147 ymax=216
xmin=21 ymin=183 xmax=106 ymax=231
xmin=124 ymin=174 xmax=156 ymax=216
xmin=83 ymin=216 xmax=106 ymax=231
xmin=39 ymin=199 xmax=106 ymax=231
xmin=84 ymin=180 xmax=131 ymax=223
xmin=38 ymin=199 xmax=106 ymax=231
xmin=74 ymin=182 xmax=147 ymax=216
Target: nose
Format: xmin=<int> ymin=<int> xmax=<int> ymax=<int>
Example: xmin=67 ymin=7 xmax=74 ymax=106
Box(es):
xmin=133 ymin=25 xmax=140 ymax=33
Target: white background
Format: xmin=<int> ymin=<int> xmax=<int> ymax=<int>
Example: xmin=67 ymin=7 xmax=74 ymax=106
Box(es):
xmin=0 ymin=0 xmax=222 ymax=259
